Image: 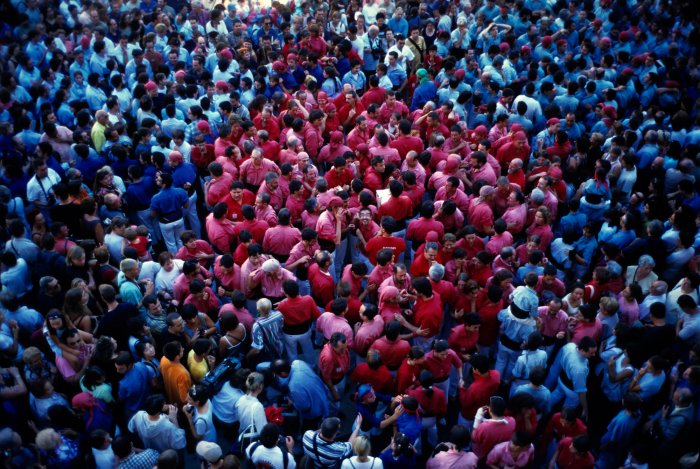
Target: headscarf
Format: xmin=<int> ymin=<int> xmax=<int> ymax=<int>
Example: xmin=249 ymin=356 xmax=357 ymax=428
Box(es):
xmin=378 ymin=286 xmax=401 ymax=323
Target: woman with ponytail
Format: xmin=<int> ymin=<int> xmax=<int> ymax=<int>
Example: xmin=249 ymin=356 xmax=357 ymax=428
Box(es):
xmin=408 ymin=370 xmax=447 ymax=449
xmin=379 ymin=432 xmax=416 ymax=469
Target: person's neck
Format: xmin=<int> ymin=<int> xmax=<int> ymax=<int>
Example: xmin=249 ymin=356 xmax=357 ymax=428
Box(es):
xmin=107 ymin=301 xmax=118 ymax=310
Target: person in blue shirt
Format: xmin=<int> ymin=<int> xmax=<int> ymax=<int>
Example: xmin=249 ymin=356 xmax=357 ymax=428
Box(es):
xmin=342 ymin=61 xmax=367 ymax=94
xmin=354 ymin=384 xmax=403 ymax=436
xmin=411 ymin=68 xmax=437 ymax=111
xmin=150 ymin=172 xmax=188 ymax=253
xmin=495 ymin=290 xmax=538 ymax=381
xmin=385 ymin=52 xmax=407 ymax=91
xmin=168 ymin=150 xmax=201 ymax=238
xmin=115 ymin=351 xmax=152 ymax=423
xmin=387 ymin=7 xmax=408 ymax=37
xmin=598 ymin=392 xmax=642 ymax=469
xmin=558 ymin=199 xmax=587 ymax=237
xmin=272 ymin=359 xmax=329 ymax=421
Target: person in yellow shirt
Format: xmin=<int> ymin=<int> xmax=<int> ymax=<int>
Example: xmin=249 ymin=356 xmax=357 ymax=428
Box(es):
xmin=187 ymin=338 xmax=215 ymax=384
xmin=90 ymin=110 xmax=111 ymax=153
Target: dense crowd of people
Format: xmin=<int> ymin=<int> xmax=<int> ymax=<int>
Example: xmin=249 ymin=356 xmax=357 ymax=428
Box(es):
xmin=0 ymin=0 xmax=700 ymax=467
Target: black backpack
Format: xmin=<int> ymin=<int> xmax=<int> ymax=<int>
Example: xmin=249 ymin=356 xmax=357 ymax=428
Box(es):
xmin=200 ymin=355 xmax=241 ymax=395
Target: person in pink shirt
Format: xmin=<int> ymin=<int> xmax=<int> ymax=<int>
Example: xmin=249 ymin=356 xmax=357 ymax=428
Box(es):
xmin=353 ymin=304 xmax=385 ymax=361
xmin=279 ymin=137 xmax=303 ymax=166
xmin=526 ymin=207 xmax=554 ymax=252
xmin=215 ymin=146 xmax=241 ymax=180
xmin=407 ymin=202 xmax=445 ymax=251
xmin=238 ymin=148 xmax=280 ymax=190
xmin=318 ymin=131 xmax=351 ymax=168
xmin=303 ymin=109 xmax=325 ymax=159
xmin=317 ymin=297 xmax=355 ymax=348
xmin=254 ymin=193 xmax=279 ymax=227
xmin=262 ymin=209 xmax=302 ymax=262
xmin=367 ymin=249 xmax=396 ymax=293
xmin=435 ymin=177 xmax=471 ymax=214
xmin=428 ymin=155 xmax=465 ymax=192
xmin=426 ymin=425 xmax=478 ymax=469
xmin=205 ymin=203 xmax=236 ymax=253
xmin=378 ymin=91 xmax=409 ymax=125
xmin=239 ymin=244 xmax=269 ymax=297
xmin=340 ymin=262 xmax=368 ymax=299
xmin=535 ymin=176 xmax=559 ymax=220
xmin=570 ymin=304 xmax=603 ymax=344
xmin=175 ymin=231 xmax=215 ymax=268
xmin=204 ymin=162 xmax=234 ymax=207
xmin=401 ymin=151 xmax=427 ymax=186
xmin=219 ymin=291 xmax=256 ymax=333
xmin=485 ymin=219 xmax=514 ymax=256
xmin=284 ymin=180 xmax=306 ymax=226
xmin=502 ymin=190 xmax=528 ymax=235
xmin=467 ymin=152 xmax=498 ymax=190
xmin=214 ymin=123 xmax=238 ymax=157
xmin=488 ymin=114 xmax=509 ymax=143
xmin=369 ymin=132 xmax=400 ymax=166
xmin=442 ymin=126 xmax=471 ymax=159
xmin=247 ymin=258 xmax=297 ymax=306
xmin=538 ymin=298 xmax=568 ymax=354
xmin=434 ymin=200 xmax=465 ymax=233
xmin=257 ymin=172 xmax=285 ymax=211
xmin=213 ymin=254 xmax=242 ymax=299
xmin=485 ymin=432 xmax=535 ymax=469
xmin=301 ymin=198 xmax=321 ymax=231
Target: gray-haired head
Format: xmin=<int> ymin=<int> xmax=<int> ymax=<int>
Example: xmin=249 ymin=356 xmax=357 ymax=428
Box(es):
xmin=638 ymin=255 xmax=656 ymax=269
xmin=428 ymin=263 xmax=445 ymax=281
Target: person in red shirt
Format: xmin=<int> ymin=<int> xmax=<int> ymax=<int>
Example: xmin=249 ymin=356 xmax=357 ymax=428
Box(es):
xmin=410 ymin=241 xmax=438 ymax=278
xmin=365 ymin=217 xmax=406 ymax=265
xmin=541 ymin=407 xmax=588 ymax=454
xmin=396 ymin=346 xmax=426 ymax=394
xmin=223 ymin=181 xmax=256 ymax=222
xmin=361 ymin=75 xmax=387 ymax=109
xmin=476 ymin=285 xmax=503 ymax=357
xmin=350 ymin=349 xmax=394 ymax=395
xmin=407 ymin=202 xmax=445 ymax=253
xmin=337 ymin=90 xmax=366 ymax=132
xmin=233 ymin=205 xmax=269 ymax=245
xmin=468 ymin=185 xmax=496 ymax=236
xmin=204 ymin=162 xmax=234 ymax=207
xmin=277 ymin=280 xmax=321 ymax=366
xmin=369 ymin=320 xmax=411 ymax=372
xmin=391 ymin=120 xmax=424 ymax=160
xmin=458 ymin=354 xmax=501 ymax=427
xmin=377 ymin=180 xmax=413 ymax=232
xmin=191 ymin=135 xmax=216 ymax=174
xmin=448 ymin=313 xmax=482 ymax=364
xmin=363 ymin=156 xmax=386 ymax=192
xmin=422 ymin=339 xmax=463 ymax=398
xmin=507 ymin=158 xmax=526 ymax=190
xmin=318 ymin=332 xmax=350 ymax=410
xmin=471 ymin=395 xmax=515 ymax=460
xmin=408 ymin=370 xmax=447 ymax=447
xmin=396 ymin=277 xmax=443 ymax=351
xmin=324 ymin=156 xmax=354 ymax=192
xmin=175 ymin=231 xmax=215 ymax=268
xmin=308 ymin=250 xmax=336 ymax=307
xmin=205 ymin=203 xmax=236 ymax=254
xmin=262 ymin=209 xmax=302 ymax=262
xmin=551 ymin=435 xmax=595 ymax=469
xmin=468 ymin=251 xmax=494 ymax=287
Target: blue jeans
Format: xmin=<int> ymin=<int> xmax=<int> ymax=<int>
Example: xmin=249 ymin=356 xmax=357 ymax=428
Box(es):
xmin=183 ymin=192 xmax=201 ymax=238
xmin=137 ymin=208 xmax=162 ymax=244
xmin=332 ymin=237 xmax=349 ymax=282
xmin=495 ymin=342 xmax=521 ymax=382
xmin=159 ymin=218 xmax=185 ymax=253
xmin=283 ymin=329 xmax=315 ymax=367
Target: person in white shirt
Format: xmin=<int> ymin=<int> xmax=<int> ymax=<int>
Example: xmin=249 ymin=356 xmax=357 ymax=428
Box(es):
xmin=235 ymin=372 xmax=267 ymax=443
xmin=384 ymin=34 xmax=415 ymax=72
xmin=341 ymin=435 xmax=383 ymax=469
xmin=246 ymin=423 xmax=297 ymax=469
xmin=26 ymin=160 xmax=60 ymax=209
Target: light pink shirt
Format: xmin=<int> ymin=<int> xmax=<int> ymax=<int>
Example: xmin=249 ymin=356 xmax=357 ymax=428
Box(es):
xmin=353 ymin=317 xmax=385 ymax=355
xmin=251 ymin=268 xmax=297 ymax=298
xmin=239 ymin=158 xmax=280 ymax=186
xmin=316 ymin=312 xmax=354 ymax=347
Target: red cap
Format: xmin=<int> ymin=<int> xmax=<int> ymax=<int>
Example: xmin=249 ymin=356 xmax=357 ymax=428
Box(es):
xmin=520 ymin=45 xmax=531 ymax=54
xmin=548 ymin=166 xmax=563 ymax=179
xmin=144 ymin=81 xmax=157 ymax=91
xmin=175 ymin=70 xmax=186 ymax=78
xmin=547 ymin=117 xmax=560 ymax=126
xmin=196 ymin=121 xmax=210 ymax=133
xmin=557 ymin=39 xmax=567 ymax=47
xmin=603 ymin=106 xmax=618 ymax=119
xmin=510 ymin=124 xmax=523 ymax=133
xmin=593 ymin=19 xmax=603 ymax=27
xmin=620 ymin=31 xmax=631 ymax=41
xmin=215 ymin=80 xmax=229 ymax=90
xmin=514 ymin=131 xmax=527 ymax=142
xmin=454 ymin=69 xmax=466 ymax=79
xmin=445 ymin=155 xmax=460 ymax=172
xmin=542 ymin=36 xmax=552 ymax=47
xmin=286 ymin=53 xmax=297 ymax=61
xmin=220 ymin=49 xmax=233 ymax=60
xmin=600 ymin=37 xmax=612 ymax=46
xmin=622 ymin=68 xmax=635 ymax=75
xmin=330 ymin=131 xmax=343 ymax=144
xmin=499 ymin=42 xmax=510 ymax=52
xmin=272 ymin=60 xmax=286 ymax=71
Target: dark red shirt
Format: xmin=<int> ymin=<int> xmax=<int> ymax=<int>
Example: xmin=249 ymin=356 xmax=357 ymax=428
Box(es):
xmin=458 ymin=370 xmax=501 ymax=420
xmin=377 ymin=195 xmax=413 ymax=223
xmin=308 ymin=264 xmax=335 ymax=306
xmin=408 ymin=386 xmax=447 ymax=417
xmin=365 ymin=235 xmax=406 ymax=265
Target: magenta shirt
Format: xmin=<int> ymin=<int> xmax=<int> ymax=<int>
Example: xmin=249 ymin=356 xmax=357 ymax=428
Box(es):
xmin=486 ymin=441 xmax=534 ymax=468
xmin=251 ymin=268 xmax=297 ymax=298
xmin=263 ymin=225 xmax=302 ymax=256
xmin=239 ymin=158 xmax=280 ymax=186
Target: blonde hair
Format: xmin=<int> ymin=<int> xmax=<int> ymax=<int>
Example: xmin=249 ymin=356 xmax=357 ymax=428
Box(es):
xmin=35 ymin=429 xmax=60 ymax=451
xmin=256 ymin=298 xmax=272 ymax=315
xmin=246 ymin=372 xmax=264 ymax=392
xmin=352 ymin=435 xmax=371 ymax=458
xmin=600 ymin=296 xmax=619 ymax=314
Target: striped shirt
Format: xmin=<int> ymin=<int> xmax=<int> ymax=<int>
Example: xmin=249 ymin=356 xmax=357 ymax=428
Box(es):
xmin=302 ymin=431 xmax=352 ymax=469
xmin=250 ymin=311 xmax=284 ymax=358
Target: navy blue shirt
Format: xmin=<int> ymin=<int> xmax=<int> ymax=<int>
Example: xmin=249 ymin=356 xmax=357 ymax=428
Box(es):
xmin=150 ymin=186 xmax=188 ymax=220
xmin=171 ymin=163 xmax=197 ymax=192
xmin=124 ymin=177 xmax=157 ymax=211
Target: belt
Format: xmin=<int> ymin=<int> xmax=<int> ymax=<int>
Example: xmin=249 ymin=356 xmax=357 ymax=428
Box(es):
xmin=434 ymin=375 xmax=449 ymax=383
xmin=500 ymin=335 xmax=522 ymax=351
xmin=559 ymin=369 xmax=574 ymax=390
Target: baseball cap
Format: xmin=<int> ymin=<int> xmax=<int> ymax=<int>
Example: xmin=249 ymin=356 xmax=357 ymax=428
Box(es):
xmin=196 ymin=441 xmax=222 ymax=463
